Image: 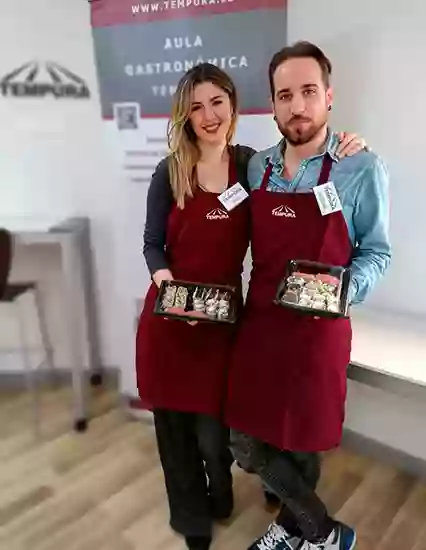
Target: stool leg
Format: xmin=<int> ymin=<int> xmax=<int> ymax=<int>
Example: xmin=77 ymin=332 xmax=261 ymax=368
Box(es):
xmin=32 ymin=286 xmax=56 ymax=389
xmin=15 ymin=301 xmax=41 ymax=438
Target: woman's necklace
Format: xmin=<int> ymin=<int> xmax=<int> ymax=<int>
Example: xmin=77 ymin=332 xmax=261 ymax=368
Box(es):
xmin=197 ymin=179 xmax=228 ymax=194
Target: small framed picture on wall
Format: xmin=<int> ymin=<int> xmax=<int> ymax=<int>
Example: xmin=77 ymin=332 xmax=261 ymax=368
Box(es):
xmin=113 ymin=102 xmax=140 ymax=130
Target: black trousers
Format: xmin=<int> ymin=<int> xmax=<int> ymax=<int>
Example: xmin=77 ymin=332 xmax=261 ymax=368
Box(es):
xmin=230 ymin=430 xmax=336 ymax=544
xmin=153 ymin=409 xmax=234 ymax=538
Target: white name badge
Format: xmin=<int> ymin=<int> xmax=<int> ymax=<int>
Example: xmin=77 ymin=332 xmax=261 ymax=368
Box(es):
xmin=218 ymin=182 xmax=249 ymax=212
xmin=313 ymin=181 xmax=342 ymax=216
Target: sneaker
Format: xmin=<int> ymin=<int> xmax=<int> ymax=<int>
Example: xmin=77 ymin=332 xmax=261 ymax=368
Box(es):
xmin=248 ymin=522 xmax=301 ymax=550
xmin=296 ymin=522 xmax=356 ymax=550
xmin=185 ymin=535 xmax=212 ymax=550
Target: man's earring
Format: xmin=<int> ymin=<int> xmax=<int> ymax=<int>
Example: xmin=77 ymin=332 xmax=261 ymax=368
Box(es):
xmin=273 ymin=115 xmax=277 ymax=121
xmin=328 ymin=105 xmax=332 ymax=112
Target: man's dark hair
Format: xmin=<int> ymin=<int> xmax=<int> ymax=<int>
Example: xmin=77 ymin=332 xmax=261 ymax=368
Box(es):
xmin=268 ymin=41 xmax=332 ymax=96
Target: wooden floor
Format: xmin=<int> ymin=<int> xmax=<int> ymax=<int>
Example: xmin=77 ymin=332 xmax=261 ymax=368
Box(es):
xmin=1 ymin=386 xmax=426 ymax=550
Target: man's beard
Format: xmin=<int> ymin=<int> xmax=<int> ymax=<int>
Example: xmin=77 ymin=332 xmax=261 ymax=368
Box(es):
xmin=276 ymin=114 xmax=327 ymax=146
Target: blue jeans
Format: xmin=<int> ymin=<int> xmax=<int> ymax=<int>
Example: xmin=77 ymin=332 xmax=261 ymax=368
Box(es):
xmin=230 ymin=430 xmax=336 ymax=543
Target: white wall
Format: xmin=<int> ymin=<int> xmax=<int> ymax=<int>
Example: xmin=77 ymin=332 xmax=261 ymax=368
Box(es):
xmin=287 ymin=0 xmax=426 ymax=460
xmin=0 ymin=0 xmax=121 ymax=371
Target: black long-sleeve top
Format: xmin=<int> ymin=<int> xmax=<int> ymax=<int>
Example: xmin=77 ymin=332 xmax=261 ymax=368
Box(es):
xmin=143 ymin=144 xmax=256 ymax=276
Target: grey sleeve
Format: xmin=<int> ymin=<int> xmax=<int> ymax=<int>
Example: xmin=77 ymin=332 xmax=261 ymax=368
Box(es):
xmin=142 ymin=158 xmax=174 ymax=276
xmin=234 ymin=144 xmax=257 ymax=192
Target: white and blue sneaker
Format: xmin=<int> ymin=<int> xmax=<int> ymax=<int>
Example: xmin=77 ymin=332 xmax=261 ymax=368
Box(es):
xmin=248 ymin=522 xmax=301 ymax=550
xmin=296 ymin=523 xmax=356 ymax=550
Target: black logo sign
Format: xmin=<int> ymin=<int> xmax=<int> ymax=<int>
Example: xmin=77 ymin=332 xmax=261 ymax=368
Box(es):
xmin=0 ymin=61 xmax=90 ymax=99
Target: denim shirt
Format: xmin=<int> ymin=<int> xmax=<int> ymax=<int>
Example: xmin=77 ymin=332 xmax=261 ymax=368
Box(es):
xmin=247 ymin=131 xmax=391 ymax=305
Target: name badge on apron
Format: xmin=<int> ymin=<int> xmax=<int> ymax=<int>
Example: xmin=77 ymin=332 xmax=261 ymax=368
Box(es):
xmin=313 ymin=181 xmax=342 ymax=216
xmin=218 ymin=182 xmax=249 ymax=212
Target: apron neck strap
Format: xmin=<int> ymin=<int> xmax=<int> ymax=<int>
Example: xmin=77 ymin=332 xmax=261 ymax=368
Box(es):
xmin=228 ymin=147 xmax=238 ymax=187
xmin=260 ymin=162 xmax=274 ymax=191
xmin=316 ymin=153 xmax=333 ymax=187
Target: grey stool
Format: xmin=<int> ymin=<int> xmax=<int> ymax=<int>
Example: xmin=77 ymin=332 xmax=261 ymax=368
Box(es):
xmin=0 ymin=228 xmax=55 ymax=436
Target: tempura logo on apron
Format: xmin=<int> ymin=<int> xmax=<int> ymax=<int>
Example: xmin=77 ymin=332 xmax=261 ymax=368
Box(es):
xmin=272 ymin=205 xmax=296 ymax=218
xmin=206 ymin=208 xmax=230 ymax=220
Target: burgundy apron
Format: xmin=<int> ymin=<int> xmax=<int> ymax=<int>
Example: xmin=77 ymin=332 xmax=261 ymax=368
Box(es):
xmin=136 ymin=152 xmax=250 ymax=417
xmin=225 ymin=154 xmax=353 ymax=452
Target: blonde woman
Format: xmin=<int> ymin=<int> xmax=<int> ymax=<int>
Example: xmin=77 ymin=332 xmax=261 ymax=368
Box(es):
xmin=135 ymin=63 xmax=366 ymax=550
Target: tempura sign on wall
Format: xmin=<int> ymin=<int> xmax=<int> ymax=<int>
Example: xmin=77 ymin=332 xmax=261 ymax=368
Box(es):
xmin=91 ymin=0 xmax=287 ymax=119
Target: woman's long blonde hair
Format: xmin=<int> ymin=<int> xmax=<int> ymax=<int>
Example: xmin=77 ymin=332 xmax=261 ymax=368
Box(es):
xmin=167 ymin=63 xmax=238 ymax=209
